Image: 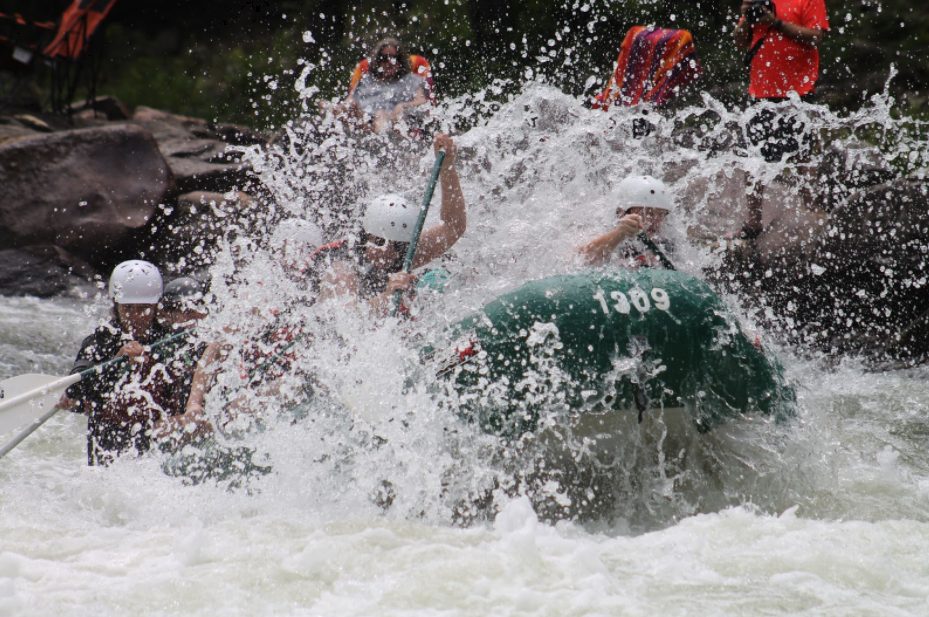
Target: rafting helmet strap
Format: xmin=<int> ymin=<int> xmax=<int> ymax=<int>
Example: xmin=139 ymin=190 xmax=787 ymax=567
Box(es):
xmin=109 ymin=260 xmax=163 ymax=305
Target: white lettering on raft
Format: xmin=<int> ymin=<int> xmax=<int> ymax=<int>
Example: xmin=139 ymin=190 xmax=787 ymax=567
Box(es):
xmin=592 ymin=287 xmax=670 ymax=315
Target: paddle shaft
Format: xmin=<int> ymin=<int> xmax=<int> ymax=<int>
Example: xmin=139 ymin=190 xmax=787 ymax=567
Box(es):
xmin=391 ymin=150 xmax=446 ymax=316
xmin=0 ymin=373 xmax=80 ymax=416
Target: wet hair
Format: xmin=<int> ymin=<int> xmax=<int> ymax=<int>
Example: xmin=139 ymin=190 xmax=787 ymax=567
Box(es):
xmin=368 ymin=37 xmax=411 ymax=79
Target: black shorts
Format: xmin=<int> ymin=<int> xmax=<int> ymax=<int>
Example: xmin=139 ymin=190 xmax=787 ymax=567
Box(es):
xmin=746 ymin=96 xmax=814 ymax=163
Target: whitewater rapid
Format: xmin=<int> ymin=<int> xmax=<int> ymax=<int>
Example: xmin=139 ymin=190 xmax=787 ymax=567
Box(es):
xmin=2 ymin=84 xmax=929 ymax=615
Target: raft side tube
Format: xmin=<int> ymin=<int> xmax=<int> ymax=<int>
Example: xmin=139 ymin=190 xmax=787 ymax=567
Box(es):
xmin=444 ymin=269 xmax=795 ymax=437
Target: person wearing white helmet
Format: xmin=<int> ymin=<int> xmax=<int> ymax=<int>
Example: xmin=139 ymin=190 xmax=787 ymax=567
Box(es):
xmin=151 ymin=275 xmax=223 ymax=447
xmin=577 ymin=175 xmax=675 ymax=267
xmin=157 ymin=276 xmax=209 ymax=331
xmin=271 ymin=218 xmax=325 ymax=278
xmin=64 ymin=259 xmax=175 ymax=465
xmin=313 ymin=132 xmax=465 ymax=314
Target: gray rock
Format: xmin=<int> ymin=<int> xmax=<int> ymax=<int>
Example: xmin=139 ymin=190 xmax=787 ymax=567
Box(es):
xmin=207 ymin=122 xmax=270 ymax=146
xmin=132 ymin=106 xmax=252 ymax=194
xmin=12 ymin=114 xmax=52 ymax=132
xmin=0 ymin=245 xmax=95 ymax=297
xmin=69 ymin=109 xmax=111 ymax=128
xmin=0 ymin=123 xmax=40 ymax=144
xmin=166 ymin=155 xmax=250 ymax=194
xmin=0 ymin=124 xmax=174 ymax=265
xmin=68 ymin=95 xmax=132 ymax=121
xmin=147 ymin=191 xmax=256 ymax=271
xmin=132 ymin=106 xmax=211 ymax=139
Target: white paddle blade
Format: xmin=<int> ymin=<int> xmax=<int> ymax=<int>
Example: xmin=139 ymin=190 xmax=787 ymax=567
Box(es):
xmin=0 ymin=373 xmax=79 ymax=435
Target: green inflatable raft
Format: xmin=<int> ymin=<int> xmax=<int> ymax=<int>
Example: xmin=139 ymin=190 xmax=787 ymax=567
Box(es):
xmin=439 ymin=269 xmax=795 ymax=437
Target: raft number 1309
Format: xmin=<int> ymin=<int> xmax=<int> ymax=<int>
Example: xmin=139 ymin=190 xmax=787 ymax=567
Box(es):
xmin=592 ymin=287 xmax=670 ymax=315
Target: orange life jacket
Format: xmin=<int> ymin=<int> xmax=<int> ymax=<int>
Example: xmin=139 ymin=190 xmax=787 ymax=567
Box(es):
xmin=348 ymin=54 xmax=436 ymax=104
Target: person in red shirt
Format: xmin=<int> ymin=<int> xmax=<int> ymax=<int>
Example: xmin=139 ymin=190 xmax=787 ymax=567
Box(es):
xmin=733 ymin=0 xmax=829 ymax=240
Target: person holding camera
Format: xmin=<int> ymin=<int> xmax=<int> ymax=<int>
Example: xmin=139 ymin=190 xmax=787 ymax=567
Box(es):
xmin=733 ymin=0 xmax=829 ymax=241
xmin=735 ymin=0 xmax=828 ymax=99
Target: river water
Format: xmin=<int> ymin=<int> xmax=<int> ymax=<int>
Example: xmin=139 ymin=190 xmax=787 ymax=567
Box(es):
xmin=2 ymin=85 xmax=929 ymax=615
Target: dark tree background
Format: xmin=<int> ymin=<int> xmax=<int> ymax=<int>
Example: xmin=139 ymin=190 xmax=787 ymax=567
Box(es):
xmin=2 ymin=0 xmax=927 ymax=125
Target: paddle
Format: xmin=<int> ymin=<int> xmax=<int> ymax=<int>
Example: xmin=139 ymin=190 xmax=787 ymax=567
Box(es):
xmin=637 ymin=232 xmax=676 ymax=270
xmin=0 ymin=330 xmax=189 ymax=459
xmin=390 ymin=150 xmax=446 ymax=316
xmin=0 ymin=402 xmax=66 ymax=458
xmin=0 ymin=373 xmax=82 ymax=437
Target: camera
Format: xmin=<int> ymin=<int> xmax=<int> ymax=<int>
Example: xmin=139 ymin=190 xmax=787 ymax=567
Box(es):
xmin=746 ymin=0 xmax=775 ymax=24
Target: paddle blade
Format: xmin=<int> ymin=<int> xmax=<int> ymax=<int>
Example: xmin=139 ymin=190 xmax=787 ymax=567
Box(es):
xmin=0 ymin=373 xmax=78 ymax=435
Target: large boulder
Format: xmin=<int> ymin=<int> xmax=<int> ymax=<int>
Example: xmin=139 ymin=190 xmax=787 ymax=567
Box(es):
xmin=0 ymin=124 xmax=174 ymax=266
xmin=132 ymin=106 xmax=253 ymax=194
xmin=717 ymin=178 xmax=929 ymax=363
xmin=0 ymin=245 xmax=96 ymax=297
xmin=147 ymin=190 xmax=257 ymax=272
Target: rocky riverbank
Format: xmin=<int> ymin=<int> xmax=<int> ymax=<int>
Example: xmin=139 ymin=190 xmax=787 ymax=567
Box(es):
xmin=667 ymin=122 xmax=928 ymax=365
xmin=0 ymin=98 xmax=266 ymax=296
xmin=705 ymin=172 xmax=929 ymax=366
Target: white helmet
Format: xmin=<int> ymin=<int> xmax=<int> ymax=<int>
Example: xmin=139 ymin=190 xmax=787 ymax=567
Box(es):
xmin=615 ymin=175 xmax=674 ymax=212
xmin=109 ymin=260 xmax=163 ymax=304
xmin=362 ymin=193 xmax=419 ymax=243
xmin=272 ymin=218 xmax=323 ymax=254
